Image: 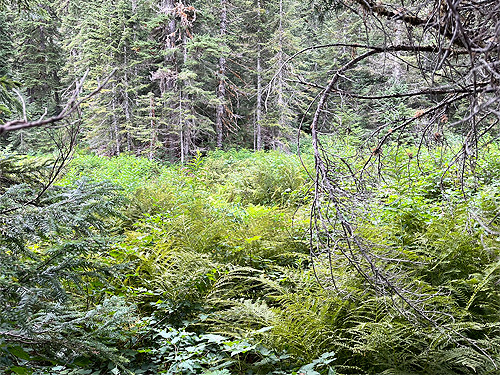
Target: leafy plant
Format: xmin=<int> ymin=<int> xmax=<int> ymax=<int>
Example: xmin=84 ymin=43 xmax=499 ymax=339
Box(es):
xmin=0 ymin=178 xmax=133 ymax=373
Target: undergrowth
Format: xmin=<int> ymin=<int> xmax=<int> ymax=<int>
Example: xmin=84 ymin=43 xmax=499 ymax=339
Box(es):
xmin=4 ymin=145 xmax=500 ymax=374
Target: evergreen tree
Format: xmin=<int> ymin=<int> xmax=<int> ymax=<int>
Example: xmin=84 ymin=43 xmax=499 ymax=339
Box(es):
xmin=148 ymin=0 xmax=220 ymax=160
xmin=0 ymin=10 xmax=20 ymax=125
xmin=11 ymin=1 xmax=63 ymax=116
xmin=0 ymin=178 xmax=131 ymax=372
xmin=215 ymin=0 xmax=228 ymax=148
xmin=262 ymin=0 xmax=305 ymax=150
xmin=0 ymin=10 xmax=12 ymax=77
xmin=61 ymin=0 xmax=154 ymax=156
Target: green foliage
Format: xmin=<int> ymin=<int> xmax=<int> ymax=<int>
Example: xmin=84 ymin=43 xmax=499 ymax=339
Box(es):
xmin=0 ymin=178 xmax=133 ymax=373
xmin=125 ymin=318 xmax=301 ymax=375
xmin=8 ymin=145 xmax=500 ymax=374
xmin=0 ymin=76 xmax=21 ymax=122
xmin=0 ymin=153 xmax=54 ymax=189
xmin=59 ymin=153 xmax=163 ymax=192
xmin=61 ymin=149 xmax=314 ymax=208
xmin=5 ymin=0 xmax=500 ymax=371
xmin=265 ymin=142 xmax=500 ymax=374
xmin=199 ymin=149 xmax=314 ymax=206
xmin=10 ymin=1 xmax=63 ymax=117
xmin=122 ymin=191 xmax=308 ymax=268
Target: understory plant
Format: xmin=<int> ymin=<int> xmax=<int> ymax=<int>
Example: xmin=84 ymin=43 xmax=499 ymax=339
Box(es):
xmin=10 ymin=146 xmax=500 ymax=374
xmin=0 ymin=177 xmax=135 ymax=374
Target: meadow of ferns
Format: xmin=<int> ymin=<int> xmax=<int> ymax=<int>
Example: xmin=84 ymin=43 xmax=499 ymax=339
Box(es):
xmin=2 ymin=142 xmax=500 ymax=374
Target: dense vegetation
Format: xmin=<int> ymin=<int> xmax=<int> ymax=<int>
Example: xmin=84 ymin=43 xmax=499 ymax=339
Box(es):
xmin=2 ymin=0 xmax=500 ymax=374
xmin=0 ymin=144 xmax=499 ymax=374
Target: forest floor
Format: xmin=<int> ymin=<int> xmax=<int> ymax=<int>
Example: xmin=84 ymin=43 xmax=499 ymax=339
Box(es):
xmin=3 ymin=146 xmax=500 ymax=374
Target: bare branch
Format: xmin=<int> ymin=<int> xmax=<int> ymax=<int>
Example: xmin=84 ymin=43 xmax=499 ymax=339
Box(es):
xmin=0 ymin=69 xmax=116 ymax=134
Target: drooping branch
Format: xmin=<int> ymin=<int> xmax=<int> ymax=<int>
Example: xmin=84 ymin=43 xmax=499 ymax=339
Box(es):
xmin=0 ymin=69 xmax=116 ymax=133
xmin=305 ymin=0 xmax=500 ymax=333
xmin=309 ymin=44 xmax=440 ymax=138
xmin=347 ymin=0 xmax=497 ymax=50
xmin=0 ymin=69 xmax=116 ymax=215
xmin=289 ymin=76 xmax=489 ymax=100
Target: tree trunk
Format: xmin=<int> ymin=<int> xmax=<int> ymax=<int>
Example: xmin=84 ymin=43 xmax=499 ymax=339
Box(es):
xmin=127 ymin=0 xmax=137 ymax=153
xmin=391 ymin=21 xmax=403 ymax=82
xmin=123 ymin=44 xmax=132 ymax=153
xmin=255 ymin=0 xmax=262 ymax=150
xmin=179 ymin=90 xmax=184 ymax=164
xmin=162 ymin=0 xmax=177 ymax=91
xmin=157 ymin=0 xmax=178 ymax=160
xmin=149 ymin=94 xmax=157 ymax=160
xmin=180 ymin=32 xmax=192 ymax=163
xmin=275 ymin=0 xmax=285 ymax=148
xmin=112 ymin=94 xmax=120 ymax=155
xmin=215 ymin=0 xmax=227 ymax=149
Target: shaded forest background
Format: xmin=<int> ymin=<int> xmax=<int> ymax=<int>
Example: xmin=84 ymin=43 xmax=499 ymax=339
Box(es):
xmin=0 ymin=0 xmax=421 ymax=158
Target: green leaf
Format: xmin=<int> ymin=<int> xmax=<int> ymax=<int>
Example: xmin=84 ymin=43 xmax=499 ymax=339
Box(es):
xmin=8 ymin=367 xmax=33 ymax=375
xmin=223 ymin=341 xmax=256 ymax=356
xmin=200 ymin=334 xmax=228 ymax=343
xmin=7 ymin=346 xmax=31 ymax=361
xmin=296 ymin=365 xmax=321 ymax=375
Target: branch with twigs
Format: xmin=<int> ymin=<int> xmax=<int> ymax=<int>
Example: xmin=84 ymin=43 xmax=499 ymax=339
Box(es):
xmin=0 ymin=68 xmax=116 ymax=134
xmin=296 ymin=1 xmax=500 ymax=365
xmin=0 ymin=69 xmax=116 ymax=215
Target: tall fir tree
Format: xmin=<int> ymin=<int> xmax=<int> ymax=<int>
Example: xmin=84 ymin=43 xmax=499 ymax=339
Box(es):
xmin=11 ymin=2 xmax=63 ymax=116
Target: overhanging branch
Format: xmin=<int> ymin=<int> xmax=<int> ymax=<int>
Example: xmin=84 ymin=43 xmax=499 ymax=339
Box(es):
xmin=0 ymin=69 xmax=116 ymax=134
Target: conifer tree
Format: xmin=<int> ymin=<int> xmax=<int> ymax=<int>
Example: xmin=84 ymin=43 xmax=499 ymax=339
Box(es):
xmin=11 ymin=1 xmax=63 ymax=116
xmin=215 ymin=0 xmax=228 ymax=148
xmin=0 ymin=11 xmax=12 ymax=77
xmin=262 ymin=0 xmax=305 ymax=150
xmin=0 ymin=10 xmax=18 ymax=124
xmin=61 ymin=0 xmax=154 ymax=155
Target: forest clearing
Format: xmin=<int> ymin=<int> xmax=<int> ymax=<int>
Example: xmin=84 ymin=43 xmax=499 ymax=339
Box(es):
xmin=1 ymin=0 xmax=500 ymax=374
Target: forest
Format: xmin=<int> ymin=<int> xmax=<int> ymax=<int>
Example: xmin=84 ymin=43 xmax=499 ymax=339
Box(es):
xmin=1 ymin=0 xmax=500 ymax=374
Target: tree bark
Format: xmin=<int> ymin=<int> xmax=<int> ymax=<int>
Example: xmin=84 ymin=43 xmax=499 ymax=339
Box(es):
xmin=123 ymin=44 xmax=132 ymax=152
xmin=149 ymin=94 xmax=157 ymax=160
xmin=391 ymin=21 xmax=403 ymax=82
xmin=162 ymin=0 xmax=177 ymax=91
xmin=255 ymin=0 xmax=262 ymax=150
xmin=180 ymin=32 xmax=192 ymax=163
xmin=215 ymin=0 xmax=227 ymax=149
xmin=275 ymin=0 xmax=285 ymax=148
xmin=111 ymin=93 xmax=120 ymax=155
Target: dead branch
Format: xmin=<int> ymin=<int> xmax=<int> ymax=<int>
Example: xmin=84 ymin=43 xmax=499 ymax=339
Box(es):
xmin=0 ymin=69 xmax=116 ymax=134
xmin=302 ymin=2 xmax=500 ymax=349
